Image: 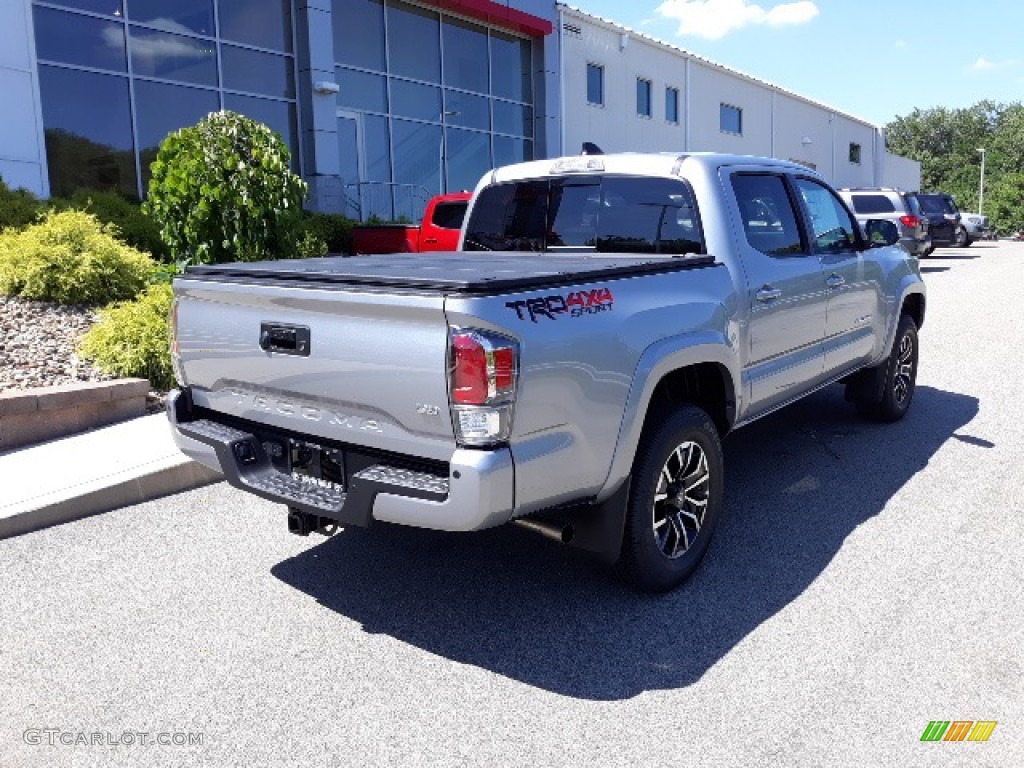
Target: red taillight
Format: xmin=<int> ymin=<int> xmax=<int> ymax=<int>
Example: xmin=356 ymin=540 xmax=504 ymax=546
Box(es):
xmin=450 ymin=330 xmax=518 ymax=405
xmin=900 ymin=215 xmax=920 ymax=228
xmin=451 ymin=334 xmax=488 ymax=405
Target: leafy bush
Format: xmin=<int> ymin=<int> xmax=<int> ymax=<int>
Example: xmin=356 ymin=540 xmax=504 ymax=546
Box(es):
xmin=0 ymin=209 xmax=154 ymax=305
xmin=303 ymin=212 xmax=356 ymax=255
xmin=0 ymin=178 xmax=44 ymax=232
xmin=50 ymin=189 xmax=168 ymax=261
xmin=79 ymin=284 xmax=174 ymax=390
xmin=144 ymin=110 xmax=308 ymax=266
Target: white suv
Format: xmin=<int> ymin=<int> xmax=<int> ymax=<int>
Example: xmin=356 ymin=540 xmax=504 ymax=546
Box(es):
xmin=837 ymin=188 xmax=931 ymax=257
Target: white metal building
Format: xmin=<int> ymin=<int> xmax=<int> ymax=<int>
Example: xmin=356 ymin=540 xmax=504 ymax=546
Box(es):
xmin=557 ymin=5 xmax=920 ymax=191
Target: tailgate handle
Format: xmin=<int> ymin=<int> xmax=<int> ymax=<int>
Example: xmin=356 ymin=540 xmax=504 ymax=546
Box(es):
xmin=260 ymin=323 xmax=310 ymax=356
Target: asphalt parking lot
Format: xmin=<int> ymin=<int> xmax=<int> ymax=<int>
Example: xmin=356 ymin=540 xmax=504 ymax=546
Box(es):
xmin=2 ymin=241 xmax=1022 ymax=767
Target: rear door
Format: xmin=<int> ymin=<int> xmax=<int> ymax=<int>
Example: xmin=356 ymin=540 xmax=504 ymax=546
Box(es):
xmin=792 ymin=177 xmax=882 ymax=375
xmin=728 ymin=171 xmax=826 ymax=414
xmin=420 ymin=198 xmax=469 ymax=251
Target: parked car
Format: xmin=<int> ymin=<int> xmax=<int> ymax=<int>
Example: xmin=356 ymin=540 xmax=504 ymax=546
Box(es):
xmin=959 ymin=212 xmax=992 ymax=241
xmin=168 ymin=152 xmax=925 ymax=592
xmin=836 ymin=188 xmax=930 ymax=257
xmin=350 ymin=192 xmax=471 ymax=254
xmin=915 ymin=192 xmax=964 ymax=250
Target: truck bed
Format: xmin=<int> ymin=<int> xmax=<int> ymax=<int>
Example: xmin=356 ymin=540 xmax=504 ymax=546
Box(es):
xmin=182 ymin=251 xmax=717 ymax=294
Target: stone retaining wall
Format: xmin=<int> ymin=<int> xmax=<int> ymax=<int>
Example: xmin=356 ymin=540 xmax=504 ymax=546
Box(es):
xmin=0 ymin=379 xmax=150 ymax=452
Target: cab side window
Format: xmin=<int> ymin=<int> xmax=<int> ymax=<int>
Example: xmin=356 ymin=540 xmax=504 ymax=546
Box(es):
xmin=731 ymin=173 xmax=806 ymax=256
xmin=793 ymin=178 xmax=860 ymax=253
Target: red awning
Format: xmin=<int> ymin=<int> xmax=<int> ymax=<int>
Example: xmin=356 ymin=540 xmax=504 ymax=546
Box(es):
xmin=421 ymin=0 xmax=553 ymax=37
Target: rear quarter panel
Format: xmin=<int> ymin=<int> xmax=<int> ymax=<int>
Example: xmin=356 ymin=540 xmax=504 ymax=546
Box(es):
xmin=445 ymin=262 xmax=740 ymax=515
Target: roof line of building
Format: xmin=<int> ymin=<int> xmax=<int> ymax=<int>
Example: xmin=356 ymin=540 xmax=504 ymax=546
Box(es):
xmin=558 ymin=3 xmax=881 ymax=131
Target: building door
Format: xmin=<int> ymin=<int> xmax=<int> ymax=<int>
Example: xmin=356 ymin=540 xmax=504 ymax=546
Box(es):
xmin=338 ymin=110 xmax=365 ymax=219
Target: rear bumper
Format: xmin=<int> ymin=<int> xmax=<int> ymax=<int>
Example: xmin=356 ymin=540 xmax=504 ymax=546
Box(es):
xmin=166 ymin=388 xmax=514 ymax=531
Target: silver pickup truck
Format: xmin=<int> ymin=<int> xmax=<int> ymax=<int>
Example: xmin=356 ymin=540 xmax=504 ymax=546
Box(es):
xmin=167 ymin=152 xmax=925 ymax=592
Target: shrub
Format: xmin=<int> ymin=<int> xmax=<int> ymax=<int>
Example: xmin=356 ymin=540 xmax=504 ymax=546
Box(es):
xmin=0 ymin=178 xmax=44 ymax=232
xmin=144 ymin=110 xmax=308 ymax=266
xmin=0 ymin=209 xmax=154 ymax=305
xmin=79 ymin=283 xmax=174 ymax=390
xmin=303 ymin=212 xmax=356 ymax=255
xmin=50 ymin=189 xmax=168 ymax=261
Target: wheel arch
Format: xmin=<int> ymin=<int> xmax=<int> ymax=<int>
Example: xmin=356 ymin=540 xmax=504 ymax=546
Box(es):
xmin=597 ymin=334 xmax=740 ymax=503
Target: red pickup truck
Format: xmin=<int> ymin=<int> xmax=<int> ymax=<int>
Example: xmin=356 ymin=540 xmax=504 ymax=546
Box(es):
xmin=350 ymin=192 xmax=471 ymax=255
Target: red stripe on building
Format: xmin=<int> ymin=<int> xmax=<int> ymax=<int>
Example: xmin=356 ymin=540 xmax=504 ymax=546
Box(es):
xmin=420 ymin=0 xmax=553 ymax=37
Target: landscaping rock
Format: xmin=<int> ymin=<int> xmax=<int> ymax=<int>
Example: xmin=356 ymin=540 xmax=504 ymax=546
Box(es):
xmin=0 ymin=296 xmax=112 ymax=391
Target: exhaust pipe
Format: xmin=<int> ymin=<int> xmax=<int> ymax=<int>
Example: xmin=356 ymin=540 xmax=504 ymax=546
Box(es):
xmin=513 ymin=518 xmax=575 ymax=545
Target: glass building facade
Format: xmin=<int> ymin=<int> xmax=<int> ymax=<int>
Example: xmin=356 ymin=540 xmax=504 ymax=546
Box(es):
xmin=26 ymin=0 xmax=552 ymax=220
xmin=32 ymin=0 xmax=298 ymax=199
xmin=333 ymin=0 xmax=537 ymax=220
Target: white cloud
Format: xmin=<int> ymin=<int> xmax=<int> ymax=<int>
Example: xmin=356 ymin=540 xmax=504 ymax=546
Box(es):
xmin=894 ymin=39 xmax=907 ymax=49
xmin=971 ymin=56 xmax=1016 ymax=72
xmin=656 ymin=0 xmax=819 ymax=40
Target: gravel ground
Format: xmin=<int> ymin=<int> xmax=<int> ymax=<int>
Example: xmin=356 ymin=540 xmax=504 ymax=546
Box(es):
xmin=0 ymin=295 xmax=114 ymax=392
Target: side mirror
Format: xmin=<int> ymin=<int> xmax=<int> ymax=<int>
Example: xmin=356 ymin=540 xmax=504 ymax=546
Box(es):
xmin=864 ymin=219 xmax=900 ymax=247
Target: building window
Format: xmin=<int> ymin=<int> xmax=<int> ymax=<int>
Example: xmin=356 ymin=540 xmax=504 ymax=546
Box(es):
xmin=587 ymin=63 xmax=604 ymax=106
xmin=636 ymin=78 xmax=652 ymax=118
xmin=849 ymin=142 xmax=862 ymax=164
xmin=666 ymin=86 xmax=679 ymax=124
xmin=720 ymin=103 xmax=742 ymax=135
xmin=31 ymin=0 xmax=299 ymax=200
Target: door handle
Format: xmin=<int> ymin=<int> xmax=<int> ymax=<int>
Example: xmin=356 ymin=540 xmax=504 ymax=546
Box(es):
xmin=826 ymin=274 xmax=846 ymax=289
xmin=424 ymin=238 xmax=438 ymax=244
xmin=756 ymin=286 xmax=782 ymax=302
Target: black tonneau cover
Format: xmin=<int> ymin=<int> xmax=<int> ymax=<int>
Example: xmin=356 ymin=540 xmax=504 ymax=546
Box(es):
xmin=181 ymin=251 xmax=717 ymax=294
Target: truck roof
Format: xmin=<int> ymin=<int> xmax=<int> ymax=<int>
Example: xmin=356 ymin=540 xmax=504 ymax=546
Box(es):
xmin=485 ymin=152 xmax=818 ymax=187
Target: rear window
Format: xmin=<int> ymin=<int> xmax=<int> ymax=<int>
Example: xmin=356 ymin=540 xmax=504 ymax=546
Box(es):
xmin=430 ymin=201 xmax=468 ymax=230
xmin=463 ymin=175 xmax=704 ymax=255
xmin=918 ymin=195 xmax=956 ymax=215
xmin=849 ymin=194 xmax=896 ymax=214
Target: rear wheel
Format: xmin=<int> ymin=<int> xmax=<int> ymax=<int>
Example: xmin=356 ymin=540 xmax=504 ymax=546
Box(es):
xmin=955 ymin=226 xmax=971 ymax=247
xmin=617 ymin=406 xmax=724 ymax=592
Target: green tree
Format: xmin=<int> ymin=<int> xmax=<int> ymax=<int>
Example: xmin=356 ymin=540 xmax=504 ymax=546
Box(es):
xmin=885 ymin=100 xmax=1024 ymax=232
xmin=143 ymin=111 xmax=308 ymax=266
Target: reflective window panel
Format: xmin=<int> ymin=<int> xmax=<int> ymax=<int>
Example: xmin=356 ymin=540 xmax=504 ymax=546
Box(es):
xmin=387 ymin=1 xmax=440 ymax=83
xmin=33 ymin=6 xmax=127 ymax=72
xmin=129 ymin=26 xmax=218 ymax=86
xmin=134 ymin=80 xmax=219 ymax=186
xmin=333 ymin=0 xmax=385 ymax=71
xmin=493 ymin=100 xmax=531 ymax=138
xmin=127 ymin=0 xmax=214 ymax=37
xmin=37 ymin=65 xmax=137 ymax=197
xmin=392 ymin=118 xmax=442 ymax=198
xmin=494 ymin=135 xmax=532 ymax=168
xmin=38 ymin=0 xmax=123 ymax=17
xmin=442 ymin=17 xmax=488 ymax=93
xmin=445 ymin=128 xmax=490 ymax=193
xmin=336 ymin=68 xmax=387 ymax=113
xmin=444 ymin=90 xmax=489 ymax=132
xmin=490 ymin=31 xmax=531 ymax=102
xmin=391 ymin=79 xmax=441 ymax=122
xmin=222 ymin=45 xmax=294 ymax=98
xmin=217 ymin=0 xmax=292 ymax=52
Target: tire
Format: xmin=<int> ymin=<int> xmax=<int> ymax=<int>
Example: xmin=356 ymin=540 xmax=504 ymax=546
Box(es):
xmin=923 ymin=245 xmax=935 ymax=257
xmin=955 ymin=226 xmax=971 ymax=247
xmin=617 ymin=405 xmax=724 ymax=592
xmin=855 ymin=314 xmax=919 ymax=422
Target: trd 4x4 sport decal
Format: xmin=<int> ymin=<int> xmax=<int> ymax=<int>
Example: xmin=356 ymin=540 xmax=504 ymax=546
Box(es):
xmin=506 ymin=288 xmax=614 ymax=322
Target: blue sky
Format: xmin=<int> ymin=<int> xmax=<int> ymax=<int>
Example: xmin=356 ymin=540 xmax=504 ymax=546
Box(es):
xmin=571 ymin=0 xmax=1023 ymax=125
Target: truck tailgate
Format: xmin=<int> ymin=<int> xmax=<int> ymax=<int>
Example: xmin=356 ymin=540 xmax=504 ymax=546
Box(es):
xmin=173 ymin=276 xmax=455 ymax=462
